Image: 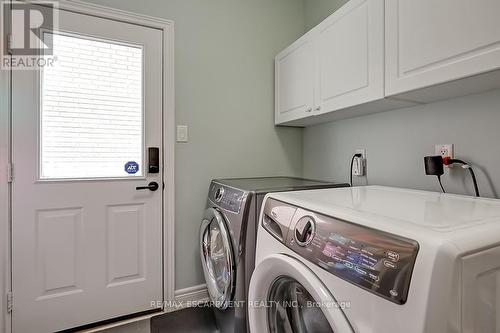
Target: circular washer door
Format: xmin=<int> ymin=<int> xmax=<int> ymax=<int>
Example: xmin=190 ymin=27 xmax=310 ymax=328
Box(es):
xmin=248 ymin=254 xmax=353 ymax=333
xmin=200 ymin=208 xmax=235 ymax=309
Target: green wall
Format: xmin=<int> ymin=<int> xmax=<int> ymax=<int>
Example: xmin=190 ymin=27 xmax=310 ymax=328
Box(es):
xmin=303 ymin=90 xmax=500 ymax=198
xmin=304 ymin=0 xmax=348 ymax=30
xmin=81 ymin=0 xmax=305 ymax=290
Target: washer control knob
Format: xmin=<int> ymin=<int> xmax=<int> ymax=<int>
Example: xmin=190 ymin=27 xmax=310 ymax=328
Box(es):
xmin=215 ymin=187 xmax=224 ymax=202
xmin=294 ymin=216 xmax=316 ymax=247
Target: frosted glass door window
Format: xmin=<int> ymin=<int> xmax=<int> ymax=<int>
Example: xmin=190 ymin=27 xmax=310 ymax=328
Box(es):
xmin=40 ymin=33 xmax=143 ymax=179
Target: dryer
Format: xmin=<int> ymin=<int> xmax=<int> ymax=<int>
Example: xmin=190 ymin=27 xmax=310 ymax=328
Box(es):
xmin=200 ymin=177 xmax=348 ymax=333
xmin=249 ymin=186 xmax=500 ymax=333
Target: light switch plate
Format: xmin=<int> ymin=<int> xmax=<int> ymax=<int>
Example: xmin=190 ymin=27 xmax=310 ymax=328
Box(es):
xmin=176 ymin=125 xmax=188 ymax=143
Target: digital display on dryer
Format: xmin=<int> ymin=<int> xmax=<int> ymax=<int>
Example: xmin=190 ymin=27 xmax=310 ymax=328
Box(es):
xmin=319 ymin=234 xmax=399 ymax=288
xmin=289 ymin=211 xmax=419 ymax=305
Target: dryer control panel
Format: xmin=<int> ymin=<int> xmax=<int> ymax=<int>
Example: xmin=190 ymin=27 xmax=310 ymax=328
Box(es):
xmin=288 ymin=208 xmax=419 ymax=304
xmin=208 ymin=182 xmax=245 ymax=214
xmin=262 ymin=199 xmax=419 ymax=305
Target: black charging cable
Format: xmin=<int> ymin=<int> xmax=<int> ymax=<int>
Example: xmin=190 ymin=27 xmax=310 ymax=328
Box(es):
xmin=425 ymin=155 xmax=481 ymax=197
xmin=437 ymin=175 xmax=446 ymax=193
xmin=445 ymin=158 xmax=480 ymax=197
xmin=350 ymin=153 xmax=362 ymax=187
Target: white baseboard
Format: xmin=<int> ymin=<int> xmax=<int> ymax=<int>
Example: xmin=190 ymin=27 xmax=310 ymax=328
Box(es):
xmin=167 ymin=284 xmax=209 ymax=311
xmin=79 ymin=314 xmax=153 ymax=333
xmin=83 ymin=285 xmax=209 ymax=330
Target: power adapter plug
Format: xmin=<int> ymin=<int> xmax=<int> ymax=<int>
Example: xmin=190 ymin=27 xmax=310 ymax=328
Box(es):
xmin=424 ymin=155 xmax=444 ymax=176
xmin=353 ymin=156 xmax=365 ymax=176
xmin=424 ymin=155 xmax=445 ymax=193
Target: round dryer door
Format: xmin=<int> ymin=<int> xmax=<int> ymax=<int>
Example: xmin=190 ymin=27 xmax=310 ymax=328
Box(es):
xmin=248 ymin=254 xmax=353 ymax=333
xmin=200 ymin=208 xmax=235 ymax=309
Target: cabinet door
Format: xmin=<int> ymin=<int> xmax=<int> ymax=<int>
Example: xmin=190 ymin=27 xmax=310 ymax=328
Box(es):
xmin=275 ymin=36 xmax=315 ymax=125
xmin=385 ymin=0 xmax=500 ymax=96
xmin=314 ymin=0 xmax=384 ymax=115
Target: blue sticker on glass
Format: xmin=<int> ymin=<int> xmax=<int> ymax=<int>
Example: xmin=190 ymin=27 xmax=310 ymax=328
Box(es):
xmin=124 ymin=161 xmax=139 ymax=174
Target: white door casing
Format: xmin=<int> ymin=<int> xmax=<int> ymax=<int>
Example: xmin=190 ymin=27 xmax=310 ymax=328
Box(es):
xmin=0 ymin=47 xmax=10 ymax=333
xmin=10 ymin=4 xmax=167 ymax=332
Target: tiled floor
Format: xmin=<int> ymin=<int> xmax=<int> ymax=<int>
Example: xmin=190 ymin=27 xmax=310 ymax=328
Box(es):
xmin=151 ymin=307 xmax=218 ymax=333
xmin=81 ymin=307 xmax=218 ymax=333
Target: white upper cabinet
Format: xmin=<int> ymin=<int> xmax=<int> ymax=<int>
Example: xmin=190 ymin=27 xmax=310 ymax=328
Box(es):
xmin=275 ymin=36 xmax=315 ymax=124
xmin=385 ymin=0 xmax=500 ymax=97
xmin=275 ymin=0 xmax=387 ymax=126
xmin=276 ymin=0 xmax=500 ymax=126
xmin=314 ymin=0 xmax=383 ymax=115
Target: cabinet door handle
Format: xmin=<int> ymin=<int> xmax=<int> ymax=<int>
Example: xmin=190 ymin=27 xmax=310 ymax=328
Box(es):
xmin=315 ymin=106 xmax=321 ymax=111
xmin=306 ymin=107 xmax=312 ymax=113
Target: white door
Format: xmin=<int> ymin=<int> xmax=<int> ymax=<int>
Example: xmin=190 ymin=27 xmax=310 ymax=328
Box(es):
xmin=275 ymin=35 xmax=315 ymax=125
xmin=11 ymin=5 xmax=163 ymax=333
xmin=385 ymin=0 xmax=500 ymax=96
xmin=314 ymin=0 xmax=383 ymax=115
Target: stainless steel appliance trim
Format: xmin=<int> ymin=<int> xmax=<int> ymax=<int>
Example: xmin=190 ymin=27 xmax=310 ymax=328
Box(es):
xmin=199 ymin=208 xmax=235 ymax=309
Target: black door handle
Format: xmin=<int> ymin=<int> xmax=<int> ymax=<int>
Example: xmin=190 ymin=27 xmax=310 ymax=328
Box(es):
xmin=136 ymin=181 xmax=159 ymax=191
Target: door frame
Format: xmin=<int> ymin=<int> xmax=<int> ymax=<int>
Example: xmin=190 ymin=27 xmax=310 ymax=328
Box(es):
xmin=0 ymin=1 xmax=175 ymax=331
xmin=0 ymin=38 xmax=11 ymax=333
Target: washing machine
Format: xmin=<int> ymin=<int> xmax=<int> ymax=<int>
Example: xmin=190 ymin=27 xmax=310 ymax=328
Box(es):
xmin=249 ymin=185 xmax=500 ymax=333
xmin=200 ymin=177 xmax=349 ymax=333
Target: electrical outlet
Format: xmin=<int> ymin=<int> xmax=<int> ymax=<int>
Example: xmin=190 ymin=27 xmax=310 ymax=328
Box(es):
xmin=435 ymin=144 xmax=453 ymax=158
xmin=435 ymin=144 xmax=453 ymax=167
xmin=356 ymin=148 xmax=366 ymax=159
xmin=353 ymin=149 xmax=366 ymax=176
